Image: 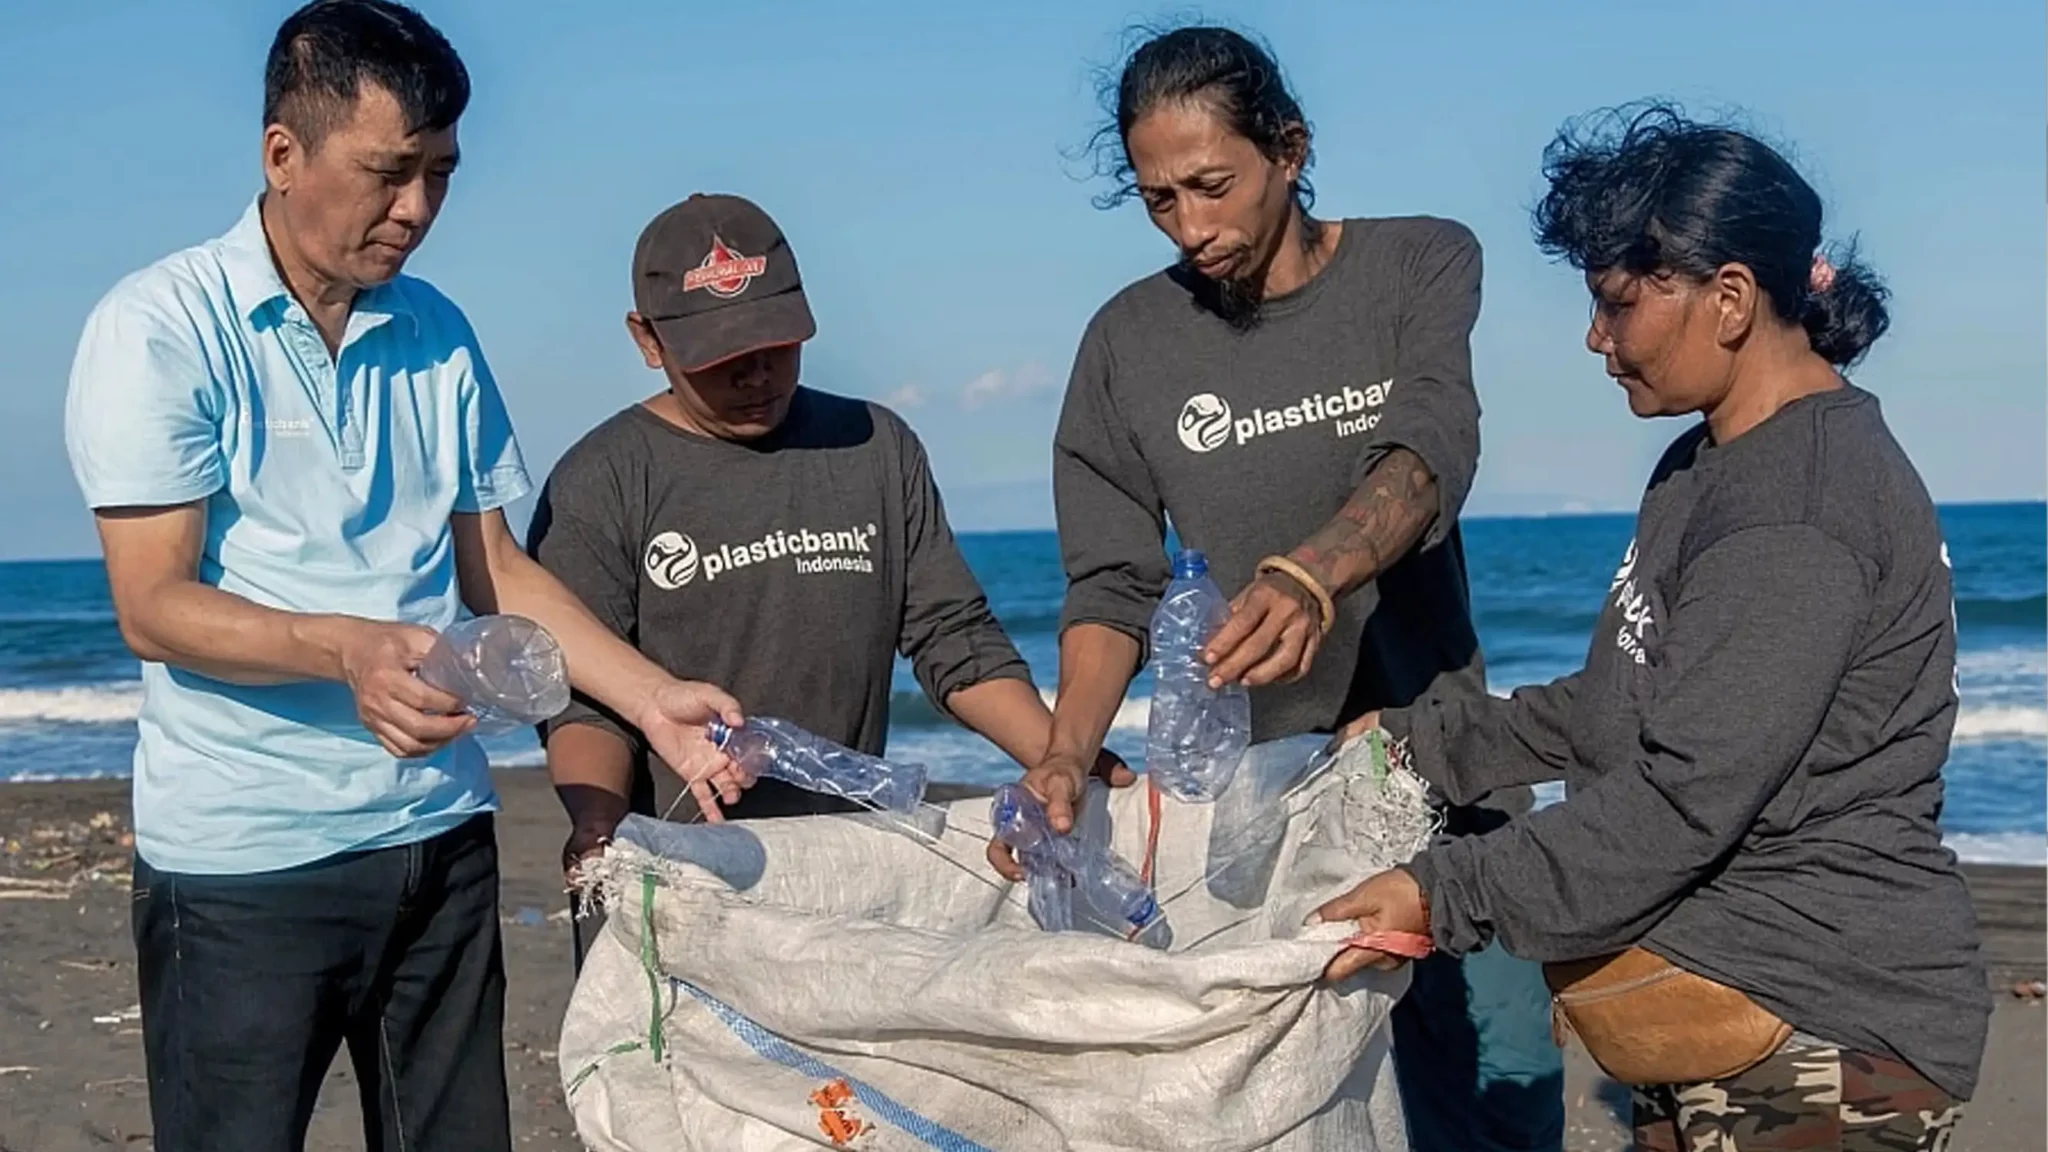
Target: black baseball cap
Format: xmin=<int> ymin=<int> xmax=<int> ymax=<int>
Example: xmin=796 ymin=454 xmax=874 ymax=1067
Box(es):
xmin=630 ymin=193 xmax=816 ymax=372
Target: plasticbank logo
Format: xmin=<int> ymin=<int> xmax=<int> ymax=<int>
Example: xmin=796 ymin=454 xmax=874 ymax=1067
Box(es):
xmin=240 ymin=412 xmax=315 ymax=439
xmin=644 ymin=523 xmax=878 ymax=590
xmin=1607 ymin=539 xmax=1656 ymax=666
xmin=1175 ymin=379 xmax=1397 ymax=453
xmin=644 ymin=531 xmax=702 ymax=590
xmin=1177 ymin=393 xmax=1234 ymax=452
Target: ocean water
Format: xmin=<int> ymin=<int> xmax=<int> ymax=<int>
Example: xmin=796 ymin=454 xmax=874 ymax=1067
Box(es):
xmin=3 ymin=504 xmax=2041 ymax=863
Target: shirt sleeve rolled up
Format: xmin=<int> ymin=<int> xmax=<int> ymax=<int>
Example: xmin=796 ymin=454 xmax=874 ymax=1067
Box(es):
xmin=1352 ymin=220 xmax=1484 ymax=550
xmin=1053 ymin=319 xmax=1170 ymax=662
xmin=893 ymin=421 xmax=1034 ymax=716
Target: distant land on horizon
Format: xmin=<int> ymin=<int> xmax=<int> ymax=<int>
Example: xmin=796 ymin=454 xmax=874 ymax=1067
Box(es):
xmin=891 ymin=480 xmax=2048 ymax=536
xmin=934 ymin=494 xmax=2047 ymax=537
xmin=813 ymin=483 xmax=2044 ymax=538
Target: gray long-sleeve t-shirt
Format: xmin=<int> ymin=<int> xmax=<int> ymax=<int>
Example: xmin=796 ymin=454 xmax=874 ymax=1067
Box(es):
xmin=1054 ymin=216 xmax=1494 ymax=753
xmin=528 ymin=388 xmax=1031 ymax=818
xmin=1391 ymin=386 xmax=1991 ymax=1099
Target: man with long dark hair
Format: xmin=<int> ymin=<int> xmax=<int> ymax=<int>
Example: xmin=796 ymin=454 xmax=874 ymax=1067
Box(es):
xmin=62 ymin=3 xmax=747 ymax=1148
xmin=1003 ymin=24 xmax=1565 ymax=1152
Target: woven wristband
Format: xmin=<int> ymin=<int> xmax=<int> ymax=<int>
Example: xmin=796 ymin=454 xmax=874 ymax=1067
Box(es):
xmin=1255 ymin=555 xmax=1338 ymax=635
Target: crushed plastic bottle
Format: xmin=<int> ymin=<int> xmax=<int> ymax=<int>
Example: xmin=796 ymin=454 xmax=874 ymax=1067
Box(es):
xmin=1205 ymin=732 xmax=1333 ymax=908
xmin=418 ymin=614 xmax=571 ymax=733
xmin=707 ymin=716 xmax=928 ymax=815
xmin=990 ymin=783 xmax=1163 ymax=937
xmin=1145 ymin=549 xmax=1252 ymax=801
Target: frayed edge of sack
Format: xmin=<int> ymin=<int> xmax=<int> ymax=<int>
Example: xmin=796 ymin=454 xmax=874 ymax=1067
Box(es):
xmin=571 ymin=839 xmax=704 ymax=923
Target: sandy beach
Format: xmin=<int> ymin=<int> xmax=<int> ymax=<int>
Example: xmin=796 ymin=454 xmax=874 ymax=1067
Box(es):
xmin=2 ymin=768 xmax=2040 ymax=1152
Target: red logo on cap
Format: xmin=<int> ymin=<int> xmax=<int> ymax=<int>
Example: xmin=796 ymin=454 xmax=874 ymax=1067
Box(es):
xmin=682 ymin=237 xmax=768 ymax=298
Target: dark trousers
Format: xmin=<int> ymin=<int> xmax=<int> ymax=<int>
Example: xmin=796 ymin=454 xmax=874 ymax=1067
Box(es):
xmin=132 ymin=814 xmax=511 ymax=1152
xmin=1392 ymin=942 xmax=1567 ymax=1151
xmin=1390 ymin=802 xmax=1567 ymax=1152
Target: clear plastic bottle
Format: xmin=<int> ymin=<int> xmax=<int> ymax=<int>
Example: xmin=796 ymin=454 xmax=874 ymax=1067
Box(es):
xmin=707 ymin=716 xmax=928 ymax=815
xmin=1145 ymin=549 xmax=1252 ymax=801
xmin=417 ymin=614 xmax=571 ymax=733
xmin=990 ymin=783 xmax=1163 ymax=935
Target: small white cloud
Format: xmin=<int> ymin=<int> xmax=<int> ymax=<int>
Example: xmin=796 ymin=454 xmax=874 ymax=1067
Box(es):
xmin=880 ymin=384 xmax=927 ymax=409
xmin=959 ymin=371 xmax=1005 ymax=409
xmin=958 ymin=362 xmax=1057 ymax=410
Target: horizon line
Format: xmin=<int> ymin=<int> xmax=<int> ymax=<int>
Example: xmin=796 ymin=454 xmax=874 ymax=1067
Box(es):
xmin=1 ymin=498 xmax=2038 ymax=567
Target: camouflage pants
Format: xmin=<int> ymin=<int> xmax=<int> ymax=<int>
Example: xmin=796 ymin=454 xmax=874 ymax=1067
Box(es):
xmin=1631 ymin=1040 xmax=1961 ymax=1151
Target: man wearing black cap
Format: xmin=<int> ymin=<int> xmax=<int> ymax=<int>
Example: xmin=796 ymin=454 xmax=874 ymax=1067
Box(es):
xmin=529 ymin=194 xmax=1086 ymax=883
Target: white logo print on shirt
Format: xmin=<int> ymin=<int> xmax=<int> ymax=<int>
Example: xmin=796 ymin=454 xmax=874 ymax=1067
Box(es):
xmin=644 ymin=531 xmax=703 ymax=589
xmin=1177 ymin=393 xmax=1234 ymax=452
xmin=1175 ymin=380 xmax=1396 ymax=453
xmin=1940 ymin=541 xmax=1960 ymax=697
xmin=644 ymin=523 xmax=879 ymax=590
xmin=1608 ymin=539 xmax=1656 ymax=666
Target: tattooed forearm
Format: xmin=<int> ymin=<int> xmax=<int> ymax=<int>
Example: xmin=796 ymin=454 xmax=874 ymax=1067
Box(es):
xmin=1286 ymin=448 xmax=1439 ymax=596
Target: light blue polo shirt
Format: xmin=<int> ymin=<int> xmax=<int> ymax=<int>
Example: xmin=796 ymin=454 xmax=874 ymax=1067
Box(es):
xmin=63 ymin=195 xmax=532 ymax=875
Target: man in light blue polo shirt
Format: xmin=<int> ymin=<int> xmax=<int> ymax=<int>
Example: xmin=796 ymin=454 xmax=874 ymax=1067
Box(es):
xmin=62 ymin=3 xmax=752 ymax=1150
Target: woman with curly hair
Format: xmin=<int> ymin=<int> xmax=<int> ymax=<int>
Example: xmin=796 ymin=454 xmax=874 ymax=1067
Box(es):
xmin=1316 ymin=104 xmax=1990 ymax=1151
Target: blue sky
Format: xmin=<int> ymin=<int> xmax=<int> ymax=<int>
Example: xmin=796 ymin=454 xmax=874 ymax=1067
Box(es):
xmin=2 ymin=0 xmax=2041 ymax=560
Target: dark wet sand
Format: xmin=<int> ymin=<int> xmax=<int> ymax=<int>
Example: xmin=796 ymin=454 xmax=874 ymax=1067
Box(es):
xmin=3 ymin=770 xmax=2040 ymax=1151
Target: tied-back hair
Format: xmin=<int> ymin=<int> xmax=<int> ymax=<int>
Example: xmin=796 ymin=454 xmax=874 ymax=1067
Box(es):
xmin=1533 ymin=102 xmax=1890 ymax=367
xmin=1085 ymin=23 xmax=1318 ymax=238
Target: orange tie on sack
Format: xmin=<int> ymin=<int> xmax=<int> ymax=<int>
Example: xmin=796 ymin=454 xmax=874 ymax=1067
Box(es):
xmin=1344 ymin=930 xmax=1433 ymax=959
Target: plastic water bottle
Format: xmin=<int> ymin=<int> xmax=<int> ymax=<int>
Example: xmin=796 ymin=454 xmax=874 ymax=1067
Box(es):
xmin=990 ymin=783 xmax=1163 ymax=936
xmin=707 ymin=716 xmax=928 ymax=815
xmin=418 ymin=614 xmax=571 ymax=733
xmin=1145 ymin=549 xmax=1252 ymax=801
xmin=1206 ymin=732 xmax=1333 ymax=908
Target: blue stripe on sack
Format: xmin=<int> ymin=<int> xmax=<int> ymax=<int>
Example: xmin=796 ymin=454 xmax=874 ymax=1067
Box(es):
xmin=671 ymin=978 xmax=996 ymax=1152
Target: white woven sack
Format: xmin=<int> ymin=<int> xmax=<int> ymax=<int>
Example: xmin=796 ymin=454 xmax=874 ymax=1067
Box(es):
xmin=560 ymin=733 xmax=1430 ymax=1152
